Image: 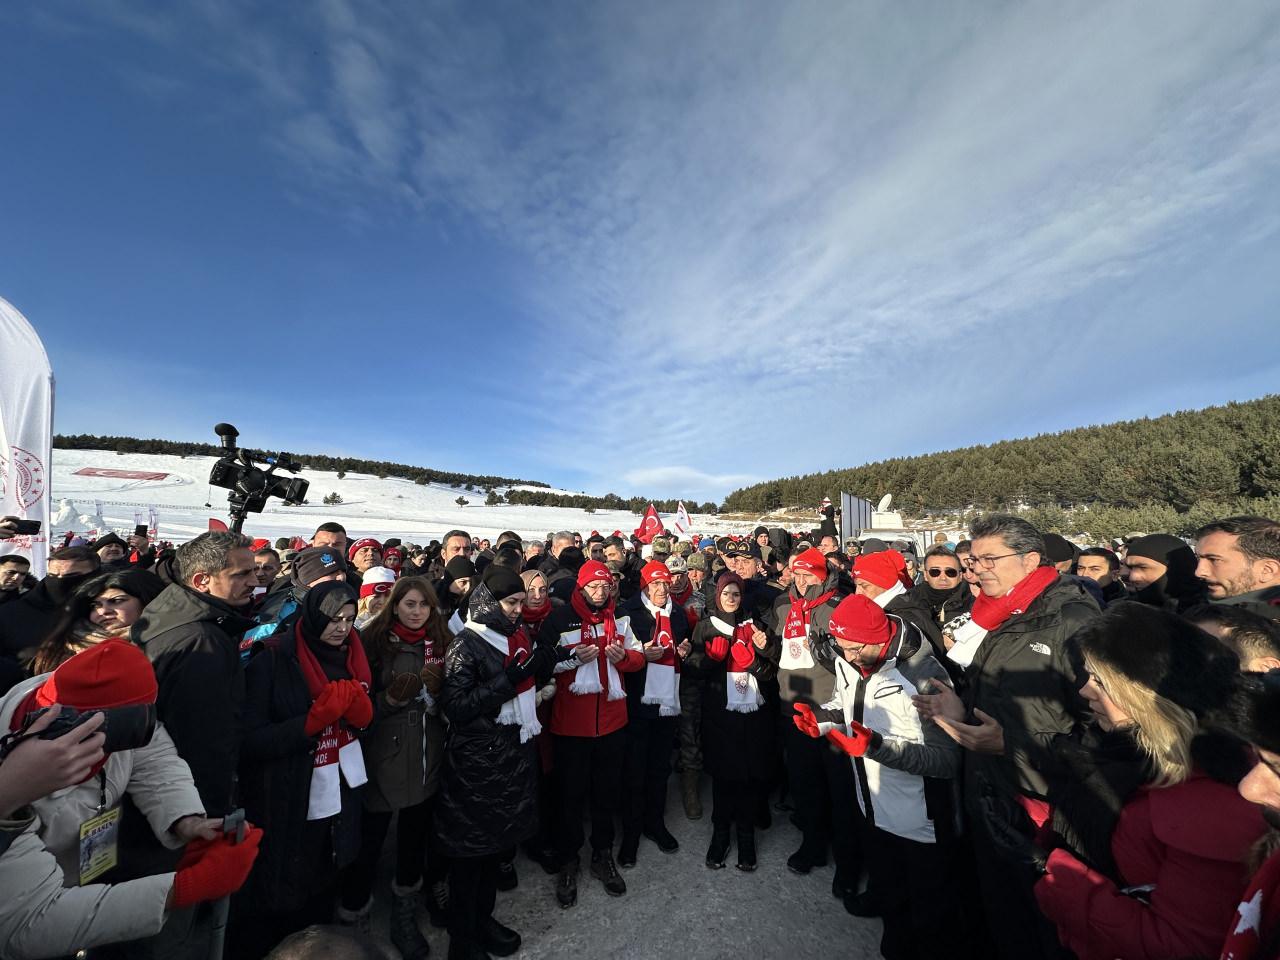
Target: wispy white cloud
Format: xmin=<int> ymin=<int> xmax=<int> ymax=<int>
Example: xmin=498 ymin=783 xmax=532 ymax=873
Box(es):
xmin=45 ymin=0 xmax=1280 ymax=499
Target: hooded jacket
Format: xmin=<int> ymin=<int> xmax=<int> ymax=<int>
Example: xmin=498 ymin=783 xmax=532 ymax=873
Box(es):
xmin=133 ymin=583 xmax=256 ymax=816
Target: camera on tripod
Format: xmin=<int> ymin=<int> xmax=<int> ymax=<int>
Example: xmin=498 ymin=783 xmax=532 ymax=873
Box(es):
xmin=208 ymin=423 xmax=309 ymax=529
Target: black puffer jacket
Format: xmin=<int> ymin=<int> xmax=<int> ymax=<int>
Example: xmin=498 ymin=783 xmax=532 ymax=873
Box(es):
xmin=961 ymin=575 xmax=1099 ymax=807
xmin=238 ymin=629 xmax=364 ymax=912
xmin=433 ymin=626 xmax=538 ymax=858
xmin=619 ymin=593 xmax=691 ymax=722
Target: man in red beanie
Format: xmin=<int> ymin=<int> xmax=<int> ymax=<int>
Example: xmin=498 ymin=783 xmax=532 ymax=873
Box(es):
xmin=0 ymin=640 xmax=262 ymax=957
xmin=540 ymin=560 xmax=645 ymax=907
xmin=794 ymin=595 xmax=959 ymax=958
xmin=853 ymin=549 xmax=945 ymax=659
xmin=347 ymin=538 xmax=383 ymax=575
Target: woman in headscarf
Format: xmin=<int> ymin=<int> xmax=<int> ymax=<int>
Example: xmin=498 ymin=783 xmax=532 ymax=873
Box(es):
xmin=1034 ymin=603 xmax=1263 ymax=960
xmin=691 ymin=570 xmax=780 ymax=871
xmin=434 ymin=565 xmax=561 ymax=960
xmin=31 ymin=569 xmax=164 ymax=673
xmin=1120 ymin=533 xmax=1208 ymax=613
xmin=339 ymin=575 xmax=452 ymax=952
xmin=234 ymin=581 xmax=373 ymax=958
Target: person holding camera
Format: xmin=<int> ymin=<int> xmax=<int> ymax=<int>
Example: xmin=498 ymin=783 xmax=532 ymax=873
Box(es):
xmin=0 ymin=640 xmax=261 ymax=958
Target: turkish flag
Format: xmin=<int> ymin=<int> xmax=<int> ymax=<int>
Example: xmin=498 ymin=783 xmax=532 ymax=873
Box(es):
xmin=633 ymin=504 xmax=665 ymax=544
xmin=208 ymin=518 xmax=229 ymax=532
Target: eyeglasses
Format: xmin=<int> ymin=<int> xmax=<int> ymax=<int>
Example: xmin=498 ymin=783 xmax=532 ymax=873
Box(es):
xmin=926 ymin=568 xmax=961 ymax=578
xmin=962 ymin=552 xmax=1025 ymax=570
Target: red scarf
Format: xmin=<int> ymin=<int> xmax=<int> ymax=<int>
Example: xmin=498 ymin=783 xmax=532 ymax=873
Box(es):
xmin=1221 ymin=844 xmax=1280 ymax=960
xmin=570 ymin=590 xmax=619 ymax=691
xmin=505 ymin=626 xmax=535 ymax=694
xmin=671 ymin=581 xmax=692 ymax=608
xmin=970 ymin=566 xmax=1059 ymax=631
xmin=294 ymin=621 xmax=373 ymax=768
xmin=522 ymin=601 xmax=552 ymax=625
xmin=649 ymin=603 xmax=680 ymax=674
xmin=390 ymin=622 xmax=427 ymax=645
xmin=784 ymin=588 xmax=836 ymax=639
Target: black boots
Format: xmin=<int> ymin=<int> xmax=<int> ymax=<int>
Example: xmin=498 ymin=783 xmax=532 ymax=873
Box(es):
xmin=736 ymin=826 xmax=757 ymax=872
xmin=618 ymin=834 xmax=639 ymax=868
xmin=643 ymin=823 xmax=679 ymax=854
xmin=480 ymin=916 xmax=521 ymax=957
xmin=495 ymin=857 xmax=518 ymax=892
xmin=706 ymin=824 xmax=731 ymax=869
xmin=591 ymin=849 xmax=627 ymax=896
xmin=390 ymin=882 xmax=431 ymax=959
xmin=556 ymin=859 xmax=579 ymax=909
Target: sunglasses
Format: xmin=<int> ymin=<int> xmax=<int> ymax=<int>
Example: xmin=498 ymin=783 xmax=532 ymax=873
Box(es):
xmin=927 ymin=568 xmax=961 ymax=578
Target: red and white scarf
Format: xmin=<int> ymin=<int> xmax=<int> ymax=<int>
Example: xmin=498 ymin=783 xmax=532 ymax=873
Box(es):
xmin=1221 ymin=844 xmax=1280 ymax=960
xmin=947 ymin=566 xmax=1059 ymax=668
xmin=468 ymin=620 xmax=542 ymax=742
xmin=780 ymin=587 xmax=836 ymax=670
xmin=711 ymin=615 xmax=763 ymax=713
xmin=294 ymin=623 xmax=371 ymax=821
xmin=567 ymin=592 xmax=626 ymax=701
xmin=640 ymin=594 xmax=681 ymax=716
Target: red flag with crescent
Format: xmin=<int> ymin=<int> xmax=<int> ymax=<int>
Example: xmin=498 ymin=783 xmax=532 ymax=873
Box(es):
xmin=633 ymin=504 xmax=665 ymax=544
xmin=208 ymin=518 xmax=228 ymax=532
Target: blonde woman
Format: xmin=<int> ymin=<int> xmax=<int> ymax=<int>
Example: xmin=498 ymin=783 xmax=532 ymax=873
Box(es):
xmin=1034 ymin=603 xmax=1264 ymax=960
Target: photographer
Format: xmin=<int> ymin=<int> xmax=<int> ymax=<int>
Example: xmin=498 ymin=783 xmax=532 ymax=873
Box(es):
xmin=0 ymin=641 xmax=261 ymax=958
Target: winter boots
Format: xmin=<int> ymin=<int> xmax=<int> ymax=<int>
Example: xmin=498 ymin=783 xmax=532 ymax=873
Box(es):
xmin=556 ymin=859 xmax=579 ymax=909
xmin=335 ymin=897 xmax=372 ymax=936
xmin=590 ymin=849 xmax=626 ymax=897
xmin=736 ymin=826 xmax=757 ymax=872
xmin=681 ymin=769 xmax=703 ymax=820
xmin=391 ymin=881 xmax=431 ymax=959
xmin=425 ymin=878 xmax=450 ymax=929
xmin=706 ymin=823 xmax=731 ymax=869
xmin=643 ymin=822 xmax=679 ymax=854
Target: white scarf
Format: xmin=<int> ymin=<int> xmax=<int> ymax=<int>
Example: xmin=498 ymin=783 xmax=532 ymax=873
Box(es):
xmin=945 ymin=613 xmax=987 ymax=668
xmin=567 ymin=624 xmax=627 ymax=701
xmin=308 ymin=727 xmax=367 ymax=821
xmin=872 ymin=580 xmax=906 ymax=608
xmin=711 ymin=615 xmax=763 ymax=714
xmin=466 ymin=619 xmax=541 ymax=743
xmin=640 ymin=594 xmax=680 ymax=717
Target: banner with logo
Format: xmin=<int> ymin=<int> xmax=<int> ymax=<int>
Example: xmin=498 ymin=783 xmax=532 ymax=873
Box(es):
xmin=0 ymin=297 xmax=54 ymax=576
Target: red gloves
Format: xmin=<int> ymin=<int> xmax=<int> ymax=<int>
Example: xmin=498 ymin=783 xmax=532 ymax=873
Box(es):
xmin=305 ymin=682 xmax=352 ymax=736
xmin=343 ymin=681 xmax=373 ymax=729
xmin=793 ymin=703 xmax=820 ymax=738
xmin=171 ymin=825 xmax=263 ymax=909
xmin=706 ymin=636 xmax=729 ymax=661
xmin=826 ymin=721 xmax=874 ymax=757
xmin=729 ymin=640 xmax=754 ymax=671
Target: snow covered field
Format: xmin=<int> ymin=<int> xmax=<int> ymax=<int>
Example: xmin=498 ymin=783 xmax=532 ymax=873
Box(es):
xmin=49 ymin=449 xmax=739 ymax=546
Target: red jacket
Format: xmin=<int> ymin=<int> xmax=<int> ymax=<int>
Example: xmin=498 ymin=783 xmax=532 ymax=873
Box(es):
xmin=1036 ymin=771 xmax=1266 ymax=960
xmin=543 ymin=602 xmax=644 ymax=738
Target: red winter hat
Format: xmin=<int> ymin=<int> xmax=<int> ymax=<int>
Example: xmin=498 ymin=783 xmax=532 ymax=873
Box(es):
xmin=577 ymin=560 xmax=612 ymax=588
xmin=251 ymin=538 xmax=271 ymax=552
xmin=348 ymin=538 xmax=382 ymax=561
xmin=853 ymin=550 xmax=913 ymax=590
xmin=382 ymin=547 xmax=403 ymax=566
xmin=36 ymin=639 xmax=158 ymax=709
xmin=360 ymin=566 xmax=397 ymax=599
xmin=640 ymin=560 xmax=672 ymax=587
xmin=791 ymin=547 xmax=829 ymax=580
xmin=827 ymin=595 xmax=896 ymax=648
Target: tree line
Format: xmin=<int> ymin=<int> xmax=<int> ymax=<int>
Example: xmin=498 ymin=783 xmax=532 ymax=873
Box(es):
xmin=721 ymin=395 xmax=1280 ymax=540
xmin=53 ymin=434 xmax=549 ymax=492
xmin=501 ymin=489 xmax=719 ymax=516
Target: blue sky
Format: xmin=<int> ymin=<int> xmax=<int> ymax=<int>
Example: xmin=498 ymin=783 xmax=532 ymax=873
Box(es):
xmin=3 ymin=2 xmax=1279 ymax=504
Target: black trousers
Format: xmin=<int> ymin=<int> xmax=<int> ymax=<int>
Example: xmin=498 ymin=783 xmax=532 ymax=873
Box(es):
xmin=340 ymin=797 xmax=432 ymax=909
xmin=866 ymin=827 xmax=956 ymax=960
xmin=449 ymin=852 xmax=500 ymax=947
xmin=621 ymin=716 xmax=677 ymax=839
xmin=554 ymin=729 xmax=626 ymax=864
xmin=711 ymin=776 xmax=762 ymax=831
xmin=972 ymin=821 xmax=1070 ymax=960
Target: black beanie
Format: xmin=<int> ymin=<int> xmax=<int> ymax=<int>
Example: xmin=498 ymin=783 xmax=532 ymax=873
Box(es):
xmin=1042 ymin=533 xmax=1078 ymax=565
xmin=482 ymin=564 xmax=525 ymax=602
xmin=292 ymin=546 xmax=348 ymax=587
xmin=444 ymin=556 xmax=477 ymax=584
xmin=1125 ymin=534 xmax=1191 ymax=566
xmin=93 ymin=532 xmax=128 ymax=553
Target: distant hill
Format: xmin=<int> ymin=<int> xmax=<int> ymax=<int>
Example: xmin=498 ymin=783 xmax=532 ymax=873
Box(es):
xmin=53 ymin=433 xmax=549 ymax=492
xmin=721 ymin=395 xmax=1280 ymax=540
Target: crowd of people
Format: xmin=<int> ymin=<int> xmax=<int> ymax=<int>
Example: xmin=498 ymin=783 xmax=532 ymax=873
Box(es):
xmin=1 ymin=509 xmax=1280 ymax=960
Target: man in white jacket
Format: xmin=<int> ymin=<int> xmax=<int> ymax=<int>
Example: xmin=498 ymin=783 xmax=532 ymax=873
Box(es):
xmin=795 ymin=594 xmax=960 ymax=960
xmin=0 ymin=639 xmax=261 ymax=959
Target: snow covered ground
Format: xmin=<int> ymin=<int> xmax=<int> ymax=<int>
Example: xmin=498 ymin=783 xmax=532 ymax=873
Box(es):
xmin=49 ymin=449 xmax=740 ymax=546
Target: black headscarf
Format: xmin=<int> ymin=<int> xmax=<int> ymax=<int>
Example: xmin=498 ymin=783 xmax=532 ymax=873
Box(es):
xmin=299 ymin=581 xmax=358 ymax=679
xmin=1125 ymin=534 xmax=1207 ymax=613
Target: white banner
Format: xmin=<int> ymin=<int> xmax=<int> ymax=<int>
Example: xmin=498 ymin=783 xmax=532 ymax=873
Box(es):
xmin=0 ymin=297 xmax=55 ymax=576
xmin=673 ymin=501 xmax=692 ymax=536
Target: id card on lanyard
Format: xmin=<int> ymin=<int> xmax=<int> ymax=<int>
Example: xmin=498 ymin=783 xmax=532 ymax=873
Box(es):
xmin=78 ymin=771 xmax=120 ymax=885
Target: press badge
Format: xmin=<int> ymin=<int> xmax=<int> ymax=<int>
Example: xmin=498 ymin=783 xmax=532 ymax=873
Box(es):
xmin=78 ymin=805 xmax=121 ymax=885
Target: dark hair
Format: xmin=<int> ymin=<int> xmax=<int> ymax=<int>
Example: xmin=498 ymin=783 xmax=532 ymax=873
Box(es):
xmin=969 ymin=515 xmax=1046 ymax=561
xmin=924 ymin=545 xmax=959 ymax=563
xmin=360 ymin=575 xmax=452 ymax=662
xmin=265 ymin=925 xmax=384 ymax=960
xmin=32 ymin=569 xmax=165 ymax=674
xmin=496 ymin=530 xmax=521 ymax=548
xmin=1079 ymin=546 xmax=1120 ymax=571
xmin=49 ymin=546 xmax=100 ymax=568
xmin=954 ymin=539 xmax=972 ymax=555
xmin=314 ymin=521 xmax=347 ymax=536
xmin=443 ymin=529 xmax=471 ymax=545
xmin=603 ymin=536 xmax=626 ymax=552
xmin=1186 ymin=604 xmax=1280 ymax=664
xmin=0 ymin=555 xmax=30 ymax=568
xmin=254 ymin=547 xmax=280 ymax=561
xmin=1195 ymin=516 xmax=1280 ymax=564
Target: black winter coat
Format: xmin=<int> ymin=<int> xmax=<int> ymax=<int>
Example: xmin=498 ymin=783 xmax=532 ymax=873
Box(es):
xmin=133 ymin=584 xmax=256 ymax=817
xmin=619 ymin=594 xmax=691 ymax=722
xmin=434 ymin=627 xmax=538 ymax=858
xmin=768 ymin=572 xmax=846 ymax=707
xmin=692 ymin=614 xmax=780 ymax=782
xmin=239 ymin=630 xmax=364 ymax=912
xmin=961 ymin=576 xmax=1098 ymax=809
xmin=0 ymin=579 xmax=66 ymax=662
